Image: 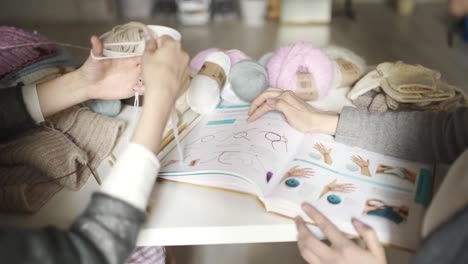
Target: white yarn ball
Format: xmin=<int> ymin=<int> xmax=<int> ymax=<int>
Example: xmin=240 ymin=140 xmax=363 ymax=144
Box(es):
xmin=221 ymin=82 xmax=248 ymax=104
xmin=187 ymin=52 xmax=231 ymax=114
xmin=187 ymin=75 xmax=221 ymax=114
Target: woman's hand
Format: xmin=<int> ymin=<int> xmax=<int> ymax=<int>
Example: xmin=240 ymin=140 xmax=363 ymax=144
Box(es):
xmin=78 ymin=36 xmax=142 ymax=100
xmin=131 ymin=36 xmax=191 ymax=153
xmin=141 ymin=36 xmax=191 ymax=102
xmin=248 ymin=88 xmax=339 ymax=135
xmin=296 ymin=203 xmax=386 ymax=264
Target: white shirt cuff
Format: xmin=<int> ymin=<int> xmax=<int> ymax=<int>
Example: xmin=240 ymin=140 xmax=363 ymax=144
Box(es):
xmin=99 ymin=143 xmax=160 ymax=211
xmin=21 ymin=84 xmax=45 ymax=124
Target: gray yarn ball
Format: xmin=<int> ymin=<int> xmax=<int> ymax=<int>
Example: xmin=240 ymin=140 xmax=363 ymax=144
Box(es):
xmin=83 ymin=99 xmax=122 ymax=117
xmin=258 ymin=52 xmax=274 ymax=67
xmin=229 ymin=60 xmax=269 ymax=102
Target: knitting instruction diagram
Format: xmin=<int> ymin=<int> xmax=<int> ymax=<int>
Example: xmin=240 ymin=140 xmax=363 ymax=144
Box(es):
xmin=160 ymin=105 xmax=303 ymax=189
xmin=262 ymin=133 xmax=430 ymax=231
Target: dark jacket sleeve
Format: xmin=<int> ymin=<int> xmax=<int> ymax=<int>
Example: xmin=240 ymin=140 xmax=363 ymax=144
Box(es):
xmin=0 ymin=85 xmax=36 ymax=141
xmin=335 ymin=107 xmax=468 ymax=164
xmin=0 ymin=193 xmax=146 ymax=264
xmin=413 ymin=205 xmax=468 ymax=264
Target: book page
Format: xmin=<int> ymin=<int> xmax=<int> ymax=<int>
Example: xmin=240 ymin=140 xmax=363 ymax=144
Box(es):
xmin=159 ymin=105 xmax=304 ymax=195
xmin=264 ymin=134 xmax=433 ymax=249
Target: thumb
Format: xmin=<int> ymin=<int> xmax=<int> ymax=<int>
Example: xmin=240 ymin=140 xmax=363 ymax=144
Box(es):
xmin=145 ymin=38 xmax=158 ymax=54
xmin=352 ymin=218 xmax=385 ymax=260
xmin=90 ymin=35 xmax=103 ymax=57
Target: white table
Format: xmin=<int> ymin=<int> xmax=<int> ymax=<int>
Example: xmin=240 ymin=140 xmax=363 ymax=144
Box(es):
xmin=2 ymin=87 xmax=427 ymax=247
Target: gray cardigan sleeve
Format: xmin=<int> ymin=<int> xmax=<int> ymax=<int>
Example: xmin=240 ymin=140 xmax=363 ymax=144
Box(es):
xmin=0 ymin=85 xmax=36 ymax=141
xmin=0 ymin=193 xmax=145 ymax=264
xmin=335 ymin=107 xmax=468 ymax=163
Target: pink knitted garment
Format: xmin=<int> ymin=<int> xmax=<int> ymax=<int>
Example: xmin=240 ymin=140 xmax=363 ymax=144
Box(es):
xmin=0 ymin=26 xmax=58 ymax=80
xmin=267 ymin=42 xmax=334 ymax=98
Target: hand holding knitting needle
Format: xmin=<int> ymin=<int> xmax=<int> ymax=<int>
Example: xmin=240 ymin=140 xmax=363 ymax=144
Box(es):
xmin=351 ymin=155 xmax=372 ymax=177
xmin=248 ymin=88 xmax=339 ymax=135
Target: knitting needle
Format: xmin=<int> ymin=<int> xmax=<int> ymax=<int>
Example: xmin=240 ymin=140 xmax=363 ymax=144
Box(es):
xmin=159 ymin=123 xmax=189 ymax=152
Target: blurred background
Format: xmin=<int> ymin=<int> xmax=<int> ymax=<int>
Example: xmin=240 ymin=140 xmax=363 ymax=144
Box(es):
xmin=1 ymin=0 xmax=466 ymax=90
xmin=0 ymin=0 xmax=464 ymax=263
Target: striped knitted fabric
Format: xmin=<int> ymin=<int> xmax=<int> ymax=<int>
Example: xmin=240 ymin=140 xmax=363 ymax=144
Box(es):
xmin=0 ymin=26 xmax=58 ymax=80
xmin=0 ymin=106 xmax=126 ymax=213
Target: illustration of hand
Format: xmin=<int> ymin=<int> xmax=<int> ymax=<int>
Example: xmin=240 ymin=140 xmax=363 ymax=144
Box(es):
xmin=314 ymin=143 xmax=333 ymax=165
xmin=287 ymin=165 xmax=315 ymax=177
xmin=377 ymin=164 xmax=417 ymax=184
xmin=396 ymin=205 xmax=409 ymax=220
xmin=163 ymin=159 xmax=178 ymax=168
xmin=281 ymin=166 xmax=314 ymax=183
xmin=363 ymin=199 xmax=385 ymax=214
xmin=402 ymin=169 xmax=417 ymax=184
xmin=351 ymin=155 xmax=372 ymax=177
xmin=376 ymin=164 xmax=393 ymax=173
xmin=319 ymin=179 xmax=356 ymax=199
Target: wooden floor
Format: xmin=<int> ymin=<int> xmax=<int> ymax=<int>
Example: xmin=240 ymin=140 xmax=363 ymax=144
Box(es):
xmin=2 ymin=3 xmax=466 ymax=264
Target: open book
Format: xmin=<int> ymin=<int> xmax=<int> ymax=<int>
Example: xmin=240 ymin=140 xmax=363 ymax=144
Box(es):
xmin=159 ymin=105 xmax=433 ymax=250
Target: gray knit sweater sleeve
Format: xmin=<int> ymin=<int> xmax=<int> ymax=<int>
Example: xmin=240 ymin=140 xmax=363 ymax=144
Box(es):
xmin=0 ymin=193 xmax=145 ymax=264
xmin=335 ymin=107 xmax=468 ymax=163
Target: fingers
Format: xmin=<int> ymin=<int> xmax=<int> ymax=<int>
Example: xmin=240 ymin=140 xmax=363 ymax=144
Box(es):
xmin=352 ymin=218 xmax=385 ymax=261
xmin=290 ymin=165 xmax=299 ymax=171
xmin=295 ymin=215 xmax=332 ymax=261
xmin=90 ymin=35 xmax=104 ymax=57
xmin=302 ymin=203 xmax=351 ymax=248
xmin=351 ymin=155 xmax=360 ymax=164
xmin=144 ymin=38 xmax=158 ymax=53
xmin=248 ymin=88 xmax=282 ymax=116
xmin=270 ymin=98 xmax=296 ymax=121
xmin=157 ymin=35 xmax=176 ymax=48
xmin=247 ymin=99 xmax=276 ymax=122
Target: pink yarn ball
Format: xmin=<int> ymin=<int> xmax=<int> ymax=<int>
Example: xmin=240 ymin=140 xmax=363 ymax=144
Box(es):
xmin=190 ymin=48 xmax=220 ymax=72
xmin=267 ymin=42 xmax=334 ymax=98
xmin=225 ymin=49 xmax=249 ymax=65
xmin=190 ymin=48 xmax=250 ymax=72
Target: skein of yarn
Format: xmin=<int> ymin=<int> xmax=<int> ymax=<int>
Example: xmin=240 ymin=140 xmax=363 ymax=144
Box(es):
xmin=86 ymin=22 xmax=152 ymax=116
xmin=190 ymin=48 xmax=249 ymax=72
xmin=91 ymin=22 xmax=182 ymax=116
xmin=323 ymin=45 xmax=366 ymax=89
xmin=229 ymin=60 xmax=269 ymax=102
xmin=267 ymin=42 xmax=334 ymax=100
xmin=83 ymin=99 xmax=122 ymax=117
xmin=221 ymin=82 xmax=248 ymax=104
xmin=100 ymin=22 xmax=151 ymax=54
xmin=187 ymin=52 xmax=231 ymax=114
xmin=258 ymin=52 xmax=273 ymax=67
